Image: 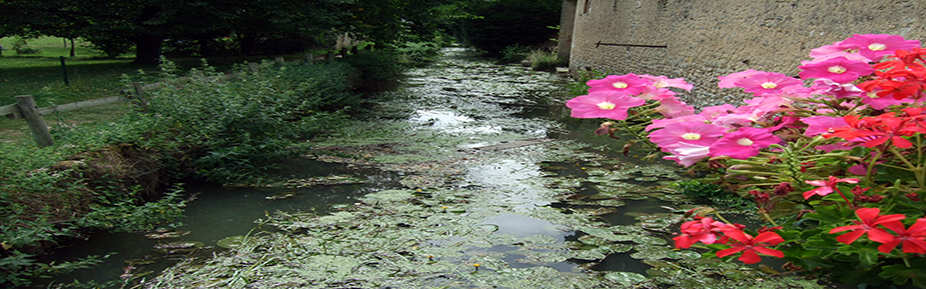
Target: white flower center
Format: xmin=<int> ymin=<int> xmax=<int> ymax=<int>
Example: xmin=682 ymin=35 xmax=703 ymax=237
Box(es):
xmin=828 ymin=65 xmax=847 ymax=74
xmin=597 ymin=102 xmax=616 ymax=110
xmin=681 ymin=132 xmax=701 ymax=140
xmin=612 ymin=82 xmax=629 ymax=89
xmin=761 ymin=82 xmax=778 ymax=89
xmin=868 ymin=43 xmax=887 ymax=51
xmin=737 ymin=138 xmax=754 ymax=146
xmin=867 ymin=91 xmax=880 ymax=99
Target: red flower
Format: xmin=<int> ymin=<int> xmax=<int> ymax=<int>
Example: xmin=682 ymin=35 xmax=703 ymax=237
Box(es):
xmin=803 ymin=176 xmax=859 ymax=199
xmin=716 ymin=229 xmax=785 ymax=264
xmin=829 ymin=208 xmax=904 ymax=244
xmin=873 ymin=218 xmax=926 ymax=254
xmin=826 ymin=113 xmax=926 ymax=149
xmin=672 ymin=217 xmax=735 ymax=249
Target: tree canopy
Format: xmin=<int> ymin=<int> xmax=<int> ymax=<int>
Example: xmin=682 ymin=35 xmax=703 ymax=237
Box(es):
xmin=0 ymin=0 xmax=561 ymax=63
xmin=0 ymin=0 xmax=451 ymax=63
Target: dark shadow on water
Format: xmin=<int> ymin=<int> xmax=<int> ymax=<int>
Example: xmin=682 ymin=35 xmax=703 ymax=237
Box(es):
xmin=37 ymin=159 xmax=402 ymax=286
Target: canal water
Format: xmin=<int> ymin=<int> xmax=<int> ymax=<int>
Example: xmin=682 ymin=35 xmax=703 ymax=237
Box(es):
xmin=40 ymin=47 xmax=688 ymax=288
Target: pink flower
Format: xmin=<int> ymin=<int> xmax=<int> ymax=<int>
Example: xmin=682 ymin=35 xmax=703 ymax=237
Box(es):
xmin=586 ymin=74 xmax=650 ymax=95
xmin=641 ymin=74 xmax=694 ymax=91
xmin=801 ymin=116 xmax=849 ymax=137
xmin=649 ymin=121 xmax=725 ymax=148
xmin=709 ymin=127 xmax=781 ymax=159
xmin=645 ymin=114 xmax=708 ymax=131
xmin=662 ymin=142 xmax=712 ymax=167
xmin=566 ymin=90 xmax=646 ymax=120
xmin=734 ymin=71 xmax=803 ymax=96
xmin=811 ymin=79 xmax=864 ymax=99
xmin=798 ymin=57 xmax=875 ymax=83
xmin=637 ymin=86 xmax=677 ymax=101
xmin=718 ymin=69 xmax=758 ymax=88
xmin=802 ymin=176 xmax=859 ymax=199
xmin=654 ymin=95 xmax=695 ymax=118
xmin=860 ymin=90 xmax=914 ymax=110
xmin=840 ymin=34 xmax=921 ymax=61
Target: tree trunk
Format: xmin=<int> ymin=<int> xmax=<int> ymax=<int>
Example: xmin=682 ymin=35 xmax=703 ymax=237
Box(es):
xmin=69 ymin=39 xmax=76 ymax=57
xmin=133 ymin=35 xmax=162 ymax=64
xmin=199 ymin=36 xmax=212 ymax=57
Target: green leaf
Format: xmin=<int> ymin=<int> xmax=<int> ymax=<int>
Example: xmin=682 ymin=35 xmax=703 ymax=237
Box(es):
xmin=836 ymin=242 xmax=881 ymax=267
xmin=805 ymin=204 xmax=852 ymax=225
xmin=880 ymin=259 xmax=926 ymax=288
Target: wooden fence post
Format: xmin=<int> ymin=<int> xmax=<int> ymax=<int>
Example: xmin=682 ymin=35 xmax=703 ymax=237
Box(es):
xmin=14 ymin=95 xmax=54 ymax=147
xmin=305 ymin=53 xmax=314 ymax=65
xmin=131 ymin=82 xmax=149 ymax=113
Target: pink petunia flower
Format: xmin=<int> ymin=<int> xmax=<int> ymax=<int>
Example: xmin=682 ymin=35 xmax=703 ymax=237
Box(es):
xmin=641 ymin=74 xmax=694 ymax=91
xmin=586 ymin=74 xmax=650 ymax=95
xmin=649 ymin=121 xmax=726 ymax=148
xmin=718 ymin=69 xmax=758 ymax=89
xmin=811 ymin=78 xmax=864 ymax=99
xmin=798 ymin=57 xmax=875 ymax=83
xmin=801 ymin=116 xmax=849 ymax=137
xmin=734 ymin=71 xmax=804 ymax=96
xmin=637 ymin=86 xmax=677 ymax=101
xmin=860 ymin=90 xmax=914 ymax=110
xmin=708 ymin=127 xmax=781 ymax=159
xmin=645 ymin=114 xmax=708 ymax=131
xmin=654 ymin=95 xmax=695 ymax=118
xmin=662 ymin=142 xmax=712 ymax=167
xmin=566 ymin=90 xmax=646 ymax=120
xmin=839 ymin=34 xmax=921 ymax=61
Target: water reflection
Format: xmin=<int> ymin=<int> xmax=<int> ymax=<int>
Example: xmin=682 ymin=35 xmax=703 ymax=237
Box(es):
xmin=41 ymin=160 xmax=402 ymax=286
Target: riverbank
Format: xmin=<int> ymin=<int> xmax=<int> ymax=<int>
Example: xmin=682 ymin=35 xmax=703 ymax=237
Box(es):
xmin=144 ymin=48 xmax=826 ymax=288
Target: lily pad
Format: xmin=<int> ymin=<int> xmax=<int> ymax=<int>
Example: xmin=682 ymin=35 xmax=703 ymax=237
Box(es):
xmin=216 ymin=236 xmax=247 ymax=249
xmin=603 ymin=271 xmax=648 ymax=285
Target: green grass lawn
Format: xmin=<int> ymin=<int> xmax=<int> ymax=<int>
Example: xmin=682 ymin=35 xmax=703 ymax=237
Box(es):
xmin=0 ymin=36 xmax=151 ymax=106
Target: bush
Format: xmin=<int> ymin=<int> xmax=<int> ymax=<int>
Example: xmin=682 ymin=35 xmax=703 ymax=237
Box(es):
xmin=12 ymin=37 xmax=40 ymax=55
xmin=395 ymin=41 xmax=443 ymax=67
xmin=338 ymin=50 xmax=403 ymax=90
xmin=526 ymin=47 xmax=562 ymax=71
xmin=500 ymin=44 xmax=529 ymax=63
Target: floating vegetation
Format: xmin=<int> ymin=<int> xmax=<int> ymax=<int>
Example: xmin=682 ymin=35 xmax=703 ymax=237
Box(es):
xmin=144 ymin=231 xmax=191 ymax=239
xmin=231 ymin=175 xmax=367 ymax=190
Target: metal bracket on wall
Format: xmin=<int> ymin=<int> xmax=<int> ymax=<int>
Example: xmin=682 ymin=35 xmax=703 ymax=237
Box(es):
xmin=594 ymin=41 xmax=667 ymax=48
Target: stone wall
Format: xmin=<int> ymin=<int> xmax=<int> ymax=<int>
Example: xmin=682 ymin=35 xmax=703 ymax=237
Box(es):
xmin=566 ymin=0 xmax=926 ymax=107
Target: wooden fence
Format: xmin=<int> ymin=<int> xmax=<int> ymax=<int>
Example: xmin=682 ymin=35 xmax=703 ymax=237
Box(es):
xmin=0 ymin=95 xmax=128 ymax=120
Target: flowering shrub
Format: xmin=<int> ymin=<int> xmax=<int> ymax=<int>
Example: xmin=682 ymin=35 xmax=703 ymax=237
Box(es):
xmin=567 ymin=34 xmax=926 ymax=288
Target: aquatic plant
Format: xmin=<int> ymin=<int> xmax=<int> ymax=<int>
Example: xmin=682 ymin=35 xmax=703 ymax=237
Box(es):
xmin=566 ymin=34 xmax=926 ymax=288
